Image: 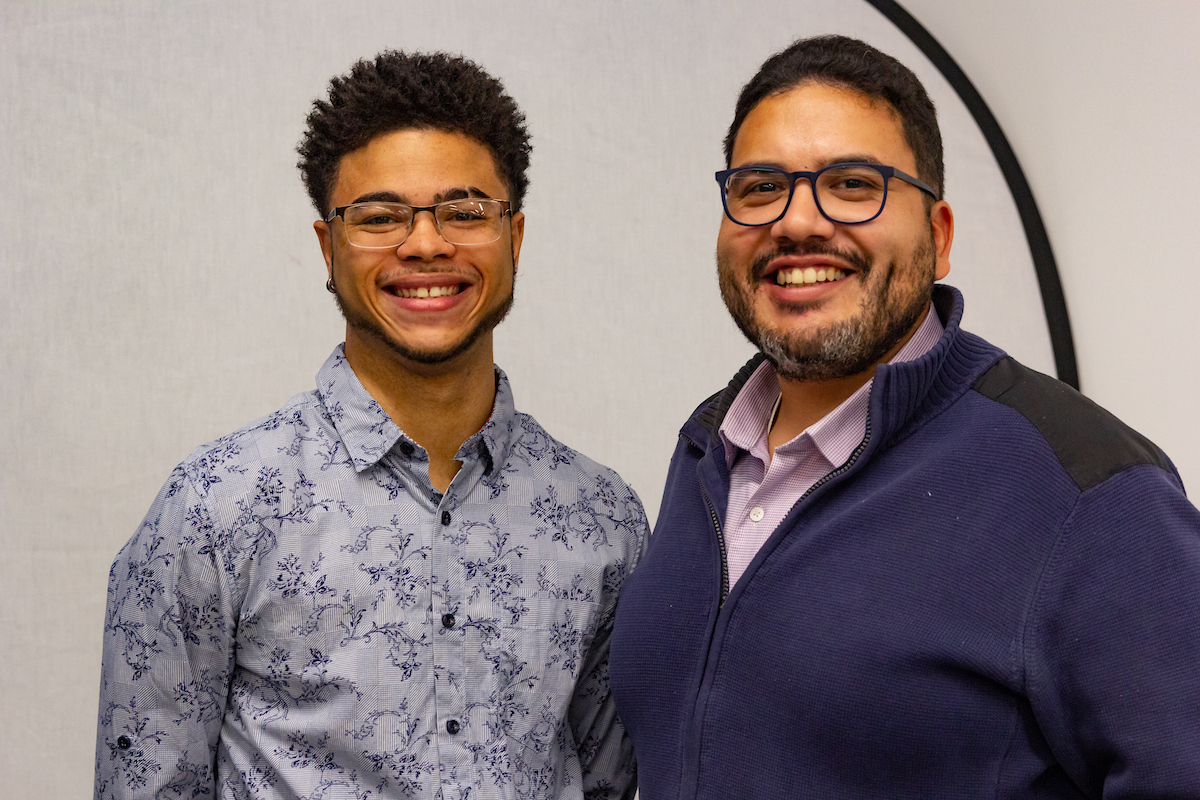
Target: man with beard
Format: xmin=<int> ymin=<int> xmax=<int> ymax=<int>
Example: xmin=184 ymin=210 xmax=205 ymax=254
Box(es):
xmin=608 ymin=35 xmax=1200 ymax=799
xmin=95 ymin=51 xmax=646 ymax=800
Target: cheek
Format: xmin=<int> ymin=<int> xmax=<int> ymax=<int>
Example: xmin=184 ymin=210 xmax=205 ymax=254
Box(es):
xmin=715 ymin=224 xmax=755 ymax=272
xmin=341 ymin=250 xmax=387 ymax=283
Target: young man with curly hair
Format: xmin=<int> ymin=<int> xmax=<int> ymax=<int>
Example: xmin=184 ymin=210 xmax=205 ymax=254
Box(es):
xmin=95 ymin=52 xmax=646 ymax=800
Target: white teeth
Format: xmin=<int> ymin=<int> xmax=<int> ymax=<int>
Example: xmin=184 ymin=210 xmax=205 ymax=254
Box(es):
xmin=774 ymin=267 xmax=848 ymax=286
xmin=397 ymin=284 xmax=462 ymax=298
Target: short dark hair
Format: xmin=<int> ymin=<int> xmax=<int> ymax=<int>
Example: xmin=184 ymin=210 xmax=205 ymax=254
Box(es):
xmin=724 ymin=35 xmax=943 ymax=200
xmin=297 ymin=51 xmax=532 ymax=216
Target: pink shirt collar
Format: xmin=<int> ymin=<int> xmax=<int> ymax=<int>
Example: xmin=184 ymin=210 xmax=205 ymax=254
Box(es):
xmin=719 ymin=304 xmax=945 ymax=469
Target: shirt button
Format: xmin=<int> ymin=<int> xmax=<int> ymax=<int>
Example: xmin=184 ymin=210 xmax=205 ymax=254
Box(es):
xmin=446 ymin=719 xmax=461 ymax=735
xmin=399 ymin=442 xmax=415 ymax=457
xmin=749 ymin=507 xmax=765 ymax=522
xmin=442 ymin=613 xmax=456 ymax=629
xmin=441 ymin=511 xmax=451 ymax=526
xmin=116 ymin=736 xmax=131 ymax=750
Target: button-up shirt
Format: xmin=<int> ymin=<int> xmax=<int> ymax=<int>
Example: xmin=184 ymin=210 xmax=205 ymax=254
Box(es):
xmin=96 ymin=346 xmax=648 ymax=800
xmin=719 ymin=306 xmax=944 ymax=586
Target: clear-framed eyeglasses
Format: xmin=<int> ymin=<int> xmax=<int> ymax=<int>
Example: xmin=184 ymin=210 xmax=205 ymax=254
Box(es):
xmin=714 ymin=163 xmax=939 ymax=227
xmin=324 ymin=198 xmax=513 ymax=248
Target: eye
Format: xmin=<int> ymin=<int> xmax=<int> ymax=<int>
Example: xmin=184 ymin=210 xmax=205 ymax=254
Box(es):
xmin=346 ymin=204 xmax=408 ymax=228
xmin=727 ymin=170 xmax=788 ymax=205
xmin=449 ymin=208 xmax=486 ymax=222
xmin=820 ymin=167 xmax=886 ymax=199
xmin=362 ymin=214 xmax=400 ymax=225
xmin=439 ymin=200 xmax=496 ymax=225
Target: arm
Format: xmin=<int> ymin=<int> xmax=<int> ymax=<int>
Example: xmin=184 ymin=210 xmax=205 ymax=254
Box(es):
xmin=568 ymin=477 xmax=649 ymax=800
xmin=568 ymin=608 xmax=637 ymax=800
xmin=95 ymin=467 xmax=237 ymax=799
xmin=1027 ymin=464 xmax=1200 ymax=798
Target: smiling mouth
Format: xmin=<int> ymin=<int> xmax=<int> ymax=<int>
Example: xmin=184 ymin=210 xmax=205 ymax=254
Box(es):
xmin=389 ymin=283 xmax=464 ymax=299
xmin=774 ymin=267 xmax=849 ymax=286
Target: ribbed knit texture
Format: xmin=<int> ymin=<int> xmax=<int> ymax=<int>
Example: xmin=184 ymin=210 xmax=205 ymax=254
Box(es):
xmin=610 ymin=286 xmax=1200 ymax=800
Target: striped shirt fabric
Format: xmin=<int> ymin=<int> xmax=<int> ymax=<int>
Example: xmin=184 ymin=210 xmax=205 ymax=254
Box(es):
xmin=718 ymin=305 xmax=944 ymax=587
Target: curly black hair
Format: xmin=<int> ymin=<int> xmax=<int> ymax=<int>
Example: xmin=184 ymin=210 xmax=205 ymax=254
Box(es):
xmin=725 ymin=35 xmax=943 ymax=201
xmin=297 ymin=51 xmax=532 ymax=217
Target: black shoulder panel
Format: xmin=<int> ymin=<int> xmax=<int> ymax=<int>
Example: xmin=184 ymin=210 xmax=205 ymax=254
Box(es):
xmin=972 ymin=357 xmax=1171 ymax=490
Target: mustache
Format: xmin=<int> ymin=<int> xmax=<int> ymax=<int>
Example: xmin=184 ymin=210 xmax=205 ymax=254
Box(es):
xmin=749 ymin=241 xmax=872 ymax=281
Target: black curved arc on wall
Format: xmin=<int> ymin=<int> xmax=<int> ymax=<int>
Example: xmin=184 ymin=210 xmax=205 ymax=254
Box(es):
xmin=866 ymin=0 xmax=1079 ymax=389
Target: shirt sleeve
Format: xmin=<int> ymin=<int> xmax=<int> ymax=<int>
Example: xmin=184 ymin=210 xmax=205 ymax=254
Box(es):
xmin=1026 ymin=463 xmax=1200 ymax=798
xmin=95 ymin=466 xmax=238 ymax=799
xmin=567 ymin=477 xmax=649 ymax=800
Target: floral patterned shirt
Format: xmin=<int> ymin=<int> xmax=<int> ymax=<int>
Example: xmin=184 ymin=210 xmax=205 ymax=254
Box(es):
xmin=95 ymin=346 xmax=648 ymax=800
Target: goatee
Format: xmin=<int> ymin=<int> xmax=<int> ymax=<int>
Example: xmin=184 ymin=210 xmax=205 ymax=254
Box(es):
xmin=334 ymin=287 xmax=514 ymax=366
xmin=718 ymin=236 xmax=935 ymax=382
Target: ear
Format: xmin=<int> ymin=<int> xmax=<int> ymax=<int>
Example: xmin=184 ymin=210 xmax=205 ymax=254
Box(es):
xmin=508 ymin=211 xmax=525 ymax=275
xmin=314 ymin=219 xmax=335 ymax=280
xmin=930 ymin=200 xmax=954 ymax=281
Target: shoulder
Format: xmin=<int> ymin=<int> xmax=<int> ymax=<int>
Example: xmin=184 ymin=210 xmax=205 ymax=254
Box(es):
xmin=177 ymin=389 xmax=328 ymax=499
xmin=513 ymin=413 xmax=642 ymax=500
xmin=969 ymin=356 xmax=1175 ymax=491
xmin=510 ymin=412 xmax=649 ymax=555
xmin=120 ymin=389 xmax=337 ymax=577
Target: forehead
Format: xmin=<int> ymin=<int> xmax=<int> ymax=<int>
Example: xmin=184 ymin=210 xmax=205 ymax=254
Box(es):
xmin=331 ymin=128 xmax=506 ymax=204
xmin=731 ymin=82 xmax=914 ymax=171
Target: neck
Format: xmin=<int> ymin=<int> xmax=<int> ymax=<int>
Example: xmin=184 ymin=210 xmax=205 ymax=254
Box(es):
xmin=767 ymin=306 xmax=931 ymax=452
xmin=768 ymin=370 xmax=873 ymax=451
xmin=343 ymin=330 xmax=497 ymax=493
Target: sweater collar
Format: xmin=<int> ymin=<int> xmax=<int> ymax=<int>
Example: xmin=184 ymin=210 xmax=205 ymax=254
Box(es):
xmin=688 ymin=285 xmax=1005 ymax=453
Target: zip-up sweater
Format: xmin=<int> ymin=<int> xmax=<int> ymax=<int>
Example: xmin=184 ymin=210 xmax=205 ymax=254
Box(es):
xmin=610 ymin=286 xmax=1200 ymax=799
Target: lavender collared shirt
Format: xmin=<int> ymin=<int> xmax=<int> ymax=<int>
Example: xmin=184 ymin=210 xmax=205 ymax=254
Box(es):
xmin=718 ymin=304 xmax=944 ymax=587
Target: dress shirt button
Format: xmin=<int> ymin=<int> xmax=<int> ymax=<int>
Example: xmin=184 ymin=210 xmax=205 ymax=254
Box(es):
xmin=749 ymin=506 xmax=765 ymax=522
xmin=441 ymin=511 xmax=452 ymax=526
xmin=442 ymin=613 xmax=456 ymax=629
xmin=445 ymin=719 xmax=461 ymax=735
xmin=116 ymin=735 xmax=131 ymax=750
xmin=399 ymin=442 xmax=415 ymax=457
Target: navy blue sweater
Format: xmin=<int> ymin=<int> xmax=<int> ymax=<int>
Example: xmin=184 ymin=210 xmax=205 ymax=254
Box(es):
xmin=610 ymin=287 xmax=1200 ymax=799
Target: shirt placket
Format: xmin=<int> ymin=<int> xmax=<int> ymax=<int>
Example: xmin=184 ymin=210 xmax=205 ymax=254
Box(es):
xmin=430 ymin=452 xmax=486 ymax=800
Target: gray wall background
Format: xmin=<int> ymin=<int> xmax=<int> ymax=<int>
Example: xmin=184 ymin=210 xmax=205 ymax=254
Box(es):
xmin=2 ymin=1 xmax=1197 ymax=795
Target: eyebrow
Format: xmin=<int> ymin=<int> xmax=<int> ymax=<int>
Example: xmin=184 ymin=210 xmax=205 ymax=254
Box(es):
xmin=732 ymin=154 xmax=888 ymax=172
xmin=349 ymin=186 xmax=495 ymax=205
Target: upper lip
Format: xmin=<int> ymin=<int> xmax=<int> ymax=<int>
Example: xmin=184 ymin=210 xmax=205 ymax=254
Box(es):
xmin=380 ymin=272 xmax=474 ymax=293
xmin=760 ymin=253 xmax=857 ymax=280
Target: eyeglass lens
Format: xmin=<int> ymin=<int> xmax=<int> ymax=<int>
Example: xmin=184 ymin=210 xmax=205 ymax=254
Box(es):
xmin=723 ymin=166 xmax=889 ymax=225
xmin=342 ymin=199 xmax=506 ymax=247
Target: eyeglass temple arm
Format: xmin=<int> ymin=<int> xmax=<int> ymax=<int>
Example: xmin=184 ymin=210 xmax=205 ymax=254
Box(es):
xmin=890 ymin=167 xmax=940 ymax=200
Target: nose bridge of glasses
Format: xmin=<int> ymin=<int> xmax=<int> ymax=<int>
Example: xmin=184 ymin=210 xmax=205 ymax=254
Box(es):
xmin=400 ymin=206 xmax=455 ymax=251
xmin=775 ymin=169 xmax=832 ymax=228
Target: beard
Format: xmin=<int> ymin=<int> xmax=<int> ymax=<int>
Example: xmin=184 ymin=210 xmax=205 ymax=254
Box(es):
xmin=331 ymin=252 xmax=516 ymax=366
xmin=718 ymin=234 xmax=936 ymax=382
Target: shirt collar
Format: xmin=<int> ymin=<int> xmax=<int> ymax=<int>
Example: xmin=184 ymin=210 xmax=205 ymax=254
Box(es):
xmin=315 ymin=344 xmax=517 ymax=473
xmin=718 ymin=302 xmax=945 ymax=469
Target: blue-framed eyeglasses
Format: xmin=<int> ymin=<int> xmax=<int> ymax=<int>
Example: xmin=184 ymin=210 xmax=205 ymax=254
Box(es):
xmin=715 ymin=163 xmax=939 ymax=226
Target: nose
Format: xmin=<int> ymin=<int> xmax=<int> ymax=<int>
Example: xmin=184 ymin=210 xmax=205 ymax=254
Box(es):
xmin=398 ymin=209 xmax=455 ymax=259
xmin=769 ymin=179 xmax=836 ymax=242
